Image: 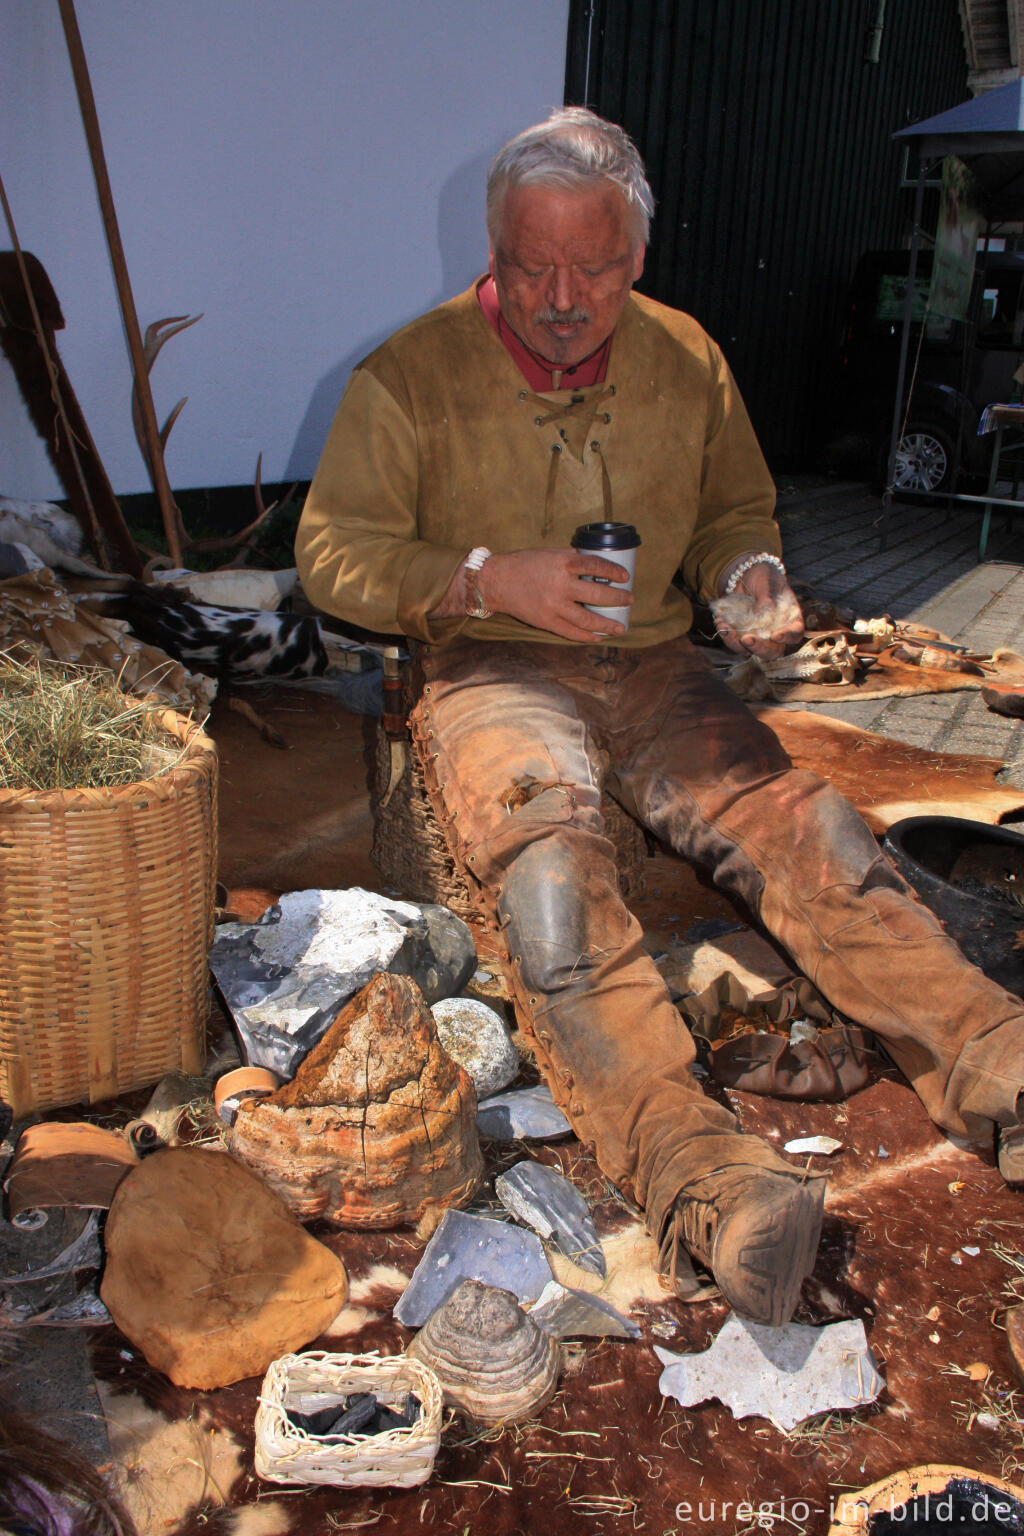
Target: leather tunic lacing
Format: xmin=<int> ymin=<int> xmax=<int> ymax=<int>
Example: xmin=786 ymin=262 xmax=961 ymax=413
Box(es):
xmin=519 ymin=384 xmax=616 ymax=534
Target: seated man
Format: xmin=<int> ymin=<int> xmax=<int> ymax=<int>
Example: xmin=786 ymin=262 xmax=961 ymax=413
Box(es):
xmin=296 ymin=107 xmax=1024 ymax=1326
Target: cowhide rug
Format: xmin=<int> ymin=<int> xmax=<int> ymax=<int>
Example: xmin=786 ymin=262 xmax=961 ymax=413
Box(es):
xmin=754 ymin=705 xmax=1024 ymax=832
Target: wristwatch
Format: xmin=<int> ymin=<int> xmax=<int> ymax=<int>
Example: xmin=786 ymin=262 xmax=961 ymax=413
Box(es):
xmin=464 ymin=546 xmax=493 ymax=619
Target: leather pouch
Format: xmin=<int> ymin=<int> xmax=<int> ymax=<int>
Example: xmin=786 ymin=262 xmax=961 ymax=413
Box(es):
xmin=678 ymin=969 xmax=874 ymax=1102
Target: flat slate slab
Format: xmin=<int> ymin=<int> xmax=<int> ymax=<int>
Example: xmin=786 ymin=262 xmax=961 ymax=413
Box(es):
xmin=393 ymin=1209 xmax=554 ymax=1328
xmin=656 ymin=1313 xmax=884 ymax=1433
xmin=495 ymin=1160 xmax=605 ymax=1276
xmin=528 ymin=1280 xmax=639 ymax=1340
xmin=476 ymin=1085 xmax=573 ymax=1141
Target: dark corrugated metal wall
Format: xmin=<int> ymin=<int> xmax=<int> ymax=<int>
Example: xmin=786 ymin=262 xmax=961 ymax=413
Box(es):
xmin=565 ymin=1 xmax=969 ymax=466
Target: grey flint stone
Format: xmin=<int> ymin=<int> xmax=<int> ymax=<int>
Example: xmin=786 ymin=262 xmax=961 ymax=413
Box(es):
xmin=476 ymin=1084 xmax=573 ymax=1141
xmin=209 ymin=887 xmax=477 ymax=1078
xmin=528 ymin=1280 xmax=640 ymax=1339
xmin=0 ymin=1280 xmax=112 ymax=1329
xmin=2 ymin=1212 xmax=102 ymax=1284
xmin=393 ymin=1209 xmax=554 ymax=1328
xmin=495 ymin=1160 xmax=605 ymax=1276
xmin=655 ymin=1314 xmax=883 ymax=1432
xmin=431 ymin=996 xmax=520 ymax=1098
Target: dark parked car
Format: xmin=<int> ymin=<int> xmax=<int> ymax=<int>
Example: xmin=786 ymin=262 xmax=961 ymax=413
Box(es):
xmin=828 ymin=248 xmax=1024 ymax=493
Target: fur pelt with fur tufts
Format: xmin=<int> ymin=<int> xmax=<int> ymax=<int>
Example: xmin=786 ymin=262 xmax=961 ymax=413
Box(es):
xmin=0 ymin=1414 xmax=135 ymax=1536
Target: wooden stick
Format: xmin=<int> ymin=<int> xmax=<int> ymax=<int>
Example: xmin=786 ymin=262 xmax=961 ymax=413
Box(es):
xmin=57 ymin=0 xmax=186 ymax=567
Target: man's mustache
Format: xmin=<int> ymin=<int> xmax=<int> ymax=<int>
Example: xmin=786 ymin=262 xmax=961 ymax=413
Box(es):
xmin=535 ymin=307 xmax=591 ymax=326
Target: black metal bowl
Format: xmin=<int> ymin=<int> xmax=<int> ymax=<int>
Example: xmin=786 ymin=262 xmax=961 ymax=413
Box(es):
xmin=882 ymin=815 xmax=1024 ymax=997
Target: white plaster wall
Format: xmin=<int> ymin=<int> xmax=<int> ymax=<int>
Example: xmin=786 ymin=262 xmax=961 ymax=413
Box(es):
xmin=1 ymin=2 xmax=569 ymax=500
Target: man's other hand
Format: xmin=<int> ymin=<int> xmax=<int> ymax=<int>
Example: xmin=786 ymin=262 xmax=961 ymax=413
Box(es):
xmin=472 ymin=548 xmax=634 ymax=641
xmin=713 ymin=557 xmax=805 ymax=659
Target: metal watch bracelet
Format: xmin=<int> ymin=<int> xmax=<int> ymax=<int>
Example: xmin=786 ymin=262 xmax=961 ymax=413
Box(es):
xmin=463 ymin=546 xmax=493 ymax=619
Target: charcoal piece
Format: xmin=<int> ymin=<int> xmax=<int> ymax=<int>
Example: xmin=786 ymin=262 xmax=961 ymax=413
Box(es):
xmin=286 ymin=1400 xmax=350 ymax=1436
xmin=290 ymin=1390 xmax=423 ymax=1441
xmin=367 ymin=1403 xmax=410 ymax=1433
xmin=324 ymin=1392 xmax=378 ymax=1435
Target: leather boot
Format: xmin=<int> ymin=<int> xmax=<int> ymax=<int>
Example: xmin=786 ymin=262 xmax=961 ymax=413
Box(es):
xmin=998 ymin=1117 xmax=1024 ymax=1184
xmin=658 ymin=1157 xmax=826 ymax=1326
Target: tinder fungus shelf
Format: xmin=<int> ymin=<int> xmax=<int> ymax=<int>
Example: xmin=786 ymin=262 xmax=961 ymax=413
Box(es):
xmin=407 ymin=1279 xmax=561 ymax=1424
xmin=228 ymin=972 xmax=484 ymax=1227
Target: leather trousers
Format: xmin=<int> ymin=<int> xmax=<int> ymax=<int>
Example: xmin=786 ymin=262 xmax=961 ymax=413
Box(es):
xmin=410 ymin=635 xmax=1024 ymax=1237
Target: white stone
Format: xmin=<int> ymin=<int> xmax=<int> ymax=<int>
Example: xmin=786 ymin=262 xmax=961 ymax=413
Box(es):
xmin=431 ymin=997 xmax=519 ymax=1098
xmin=655 ymin=1314 xmax=884 ymax=1432
xmin=244 ymin=888 xmax=423 ymax=974
xmin=783 ymin=1136 xmax=843 ymax=1156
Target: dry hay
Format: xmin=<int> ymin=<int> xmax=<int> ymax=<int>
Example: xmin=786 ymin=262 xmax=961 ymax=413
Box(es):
xmin=0 ymin=650 xmax=190 ymax=791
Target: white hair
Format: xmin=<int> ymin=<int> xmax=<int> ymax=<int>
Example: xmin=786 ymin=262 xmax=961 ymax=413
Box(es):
xmin=486 ymin=107 xmax=654 ymax=246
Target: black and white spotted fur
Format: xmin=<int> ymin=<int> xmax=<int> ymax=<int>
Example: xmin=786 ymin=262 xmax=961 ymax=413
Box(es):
xmin=109 ymin=580 xmax=328 ymax=682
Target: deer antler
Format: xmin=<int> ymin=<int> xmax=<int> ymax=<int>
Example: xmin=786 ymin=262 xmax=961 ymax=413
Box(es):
xmin=127 ymin=317 xmax=295 ymax=574
xmin=128 ymin=312 xmax=203 ymax=568
xmin=186 ymin=453 xmax=299 ymax=566
xmin=130 ymin=313 xmax=203 ymax=470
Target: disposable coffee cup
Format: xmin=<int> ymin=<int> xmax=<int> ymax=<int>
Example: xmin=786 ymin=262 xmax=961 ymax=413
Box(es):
xmin=571 ymin=521 xmax=641 ymax=629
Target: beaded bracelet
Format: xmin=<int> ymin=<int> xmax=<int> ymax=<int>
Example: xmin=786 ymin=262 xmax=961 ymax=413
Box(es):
xmin=722 ymin=552 xmax=786 ymax=595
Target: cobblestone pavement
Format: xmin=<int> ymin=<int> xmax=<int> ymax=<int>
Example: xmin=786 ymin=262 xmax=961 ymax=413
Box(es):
xmin=776 ymin=481 xmax=1024 ymax=787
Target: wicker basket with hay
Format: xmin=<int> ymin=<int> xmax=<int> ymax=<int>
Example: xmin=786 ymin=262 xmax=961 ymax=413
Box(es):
xmin=0 ymin=652 xmax=217 ymax=1117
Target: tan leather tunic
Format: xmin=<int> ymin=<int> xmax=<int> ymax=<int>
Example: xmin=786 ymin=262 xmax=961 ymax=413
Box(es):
xmin=296 ymin=283 xmax=782 ymax=648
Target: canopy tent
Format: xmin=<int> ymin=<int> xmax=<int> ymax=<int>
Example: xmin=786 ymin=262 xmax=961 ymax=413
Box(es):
xmin=895 ymin=77 xmax=1024 ymax=217
xmin=882 ymin=79 xmax=1024 ymax=542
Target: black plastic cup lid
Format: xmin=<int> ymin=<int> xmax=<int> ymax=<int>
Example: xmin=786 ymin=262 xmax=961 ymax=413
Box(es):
xmin=571 ymin=521 xmax=642 ymax=550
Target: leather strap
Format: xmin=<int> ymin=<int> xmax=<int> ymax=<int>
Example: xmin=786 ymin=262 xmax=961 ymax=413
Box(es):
xmin=213 ymin=1066 xmax=279 ymax=1114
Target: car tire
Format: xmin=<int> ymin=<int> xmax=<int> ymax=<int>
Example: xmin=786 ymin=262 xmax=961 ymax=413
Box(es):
xmin=878 ymin=421 xmax=957 ymax=499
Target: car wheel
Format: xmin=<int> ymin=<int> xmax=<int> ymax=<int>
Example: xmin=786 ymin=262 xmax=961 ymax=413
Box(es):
xmin=881 ymin=422 xmax=956 ymax=497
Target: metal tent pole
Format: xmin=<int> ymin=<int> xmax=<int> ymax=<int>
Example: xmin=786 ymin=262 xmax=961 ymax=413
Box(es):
xmin=880 ymin=159 xmax=930 ymax=550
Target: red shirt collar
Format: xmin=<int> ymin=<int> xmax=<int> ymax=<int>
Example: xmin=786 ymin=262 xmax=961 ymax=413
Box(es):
xmin=477 ymin=275 xmax=612 ymax=392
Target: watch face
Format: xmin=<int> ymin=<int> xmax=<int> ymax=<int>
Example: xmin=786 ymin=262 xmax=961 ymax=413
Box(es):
xmin=466 ymin=578 xmax=491 ymax=619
